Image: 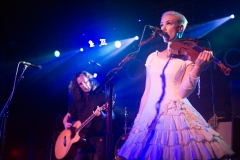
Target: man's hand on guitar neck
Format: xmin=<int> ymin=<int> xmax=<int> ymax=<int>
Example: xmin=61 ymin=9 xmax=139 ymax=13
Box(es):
xmin=93 ymin=106 xmax=101 ymax=116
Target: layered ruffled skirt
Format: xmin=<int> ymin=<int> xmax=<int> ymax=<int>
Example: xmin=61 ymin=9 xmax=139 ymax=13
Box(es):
xmin=117 ymin=99 xmax=234 ymax=160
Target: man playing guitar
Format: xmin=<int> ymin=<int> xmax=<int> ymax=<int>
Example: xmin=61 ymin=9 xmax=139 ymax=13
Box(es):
xmin=61 ymin=71 xmax=114 ymax=160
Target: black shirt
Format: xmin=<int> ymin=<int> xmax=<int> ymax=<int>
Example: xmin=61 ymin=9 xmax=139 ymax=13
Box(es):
xmin=68 ymin=91 xmax=106 ymax=137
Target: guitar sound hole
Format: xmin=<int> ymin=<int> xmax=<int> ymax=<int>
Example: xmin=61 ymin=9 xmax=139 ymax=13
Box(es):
xmin=63 ymin=136 xmax=66 ymax=147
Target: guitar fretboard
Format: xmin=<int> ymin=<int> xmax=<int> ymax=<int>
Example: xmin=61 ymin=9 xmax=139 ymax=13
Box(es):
xmin=77 ymin=114 xmax=95 ymax=132
xmin=75 ymin=103 xmax=107 ymax=132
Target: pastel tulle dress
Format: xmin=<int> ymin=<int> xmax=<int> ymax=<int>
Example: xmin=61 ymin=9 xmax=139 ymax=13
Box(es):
xmin=118 ymin=51 xmax=234 ymax=160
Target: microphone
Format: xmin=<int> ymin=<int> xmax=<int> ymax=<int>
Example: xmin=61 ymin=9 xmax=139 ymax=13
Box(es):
xmin=148 ymin=25 xmax=170 ymax=38
xmin=22 ymin=61 xmax=42 ymax=70
xmin=89 ymin=60 xmax=101 ymax=66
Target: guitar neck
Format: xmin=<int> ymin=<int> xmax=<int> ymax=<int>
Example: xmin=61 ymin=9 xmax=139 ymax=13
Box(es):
xmin=73 ymin=103 xmax=108 ymax=133
xmin=76 ymin=114 xmax=96 ymax=132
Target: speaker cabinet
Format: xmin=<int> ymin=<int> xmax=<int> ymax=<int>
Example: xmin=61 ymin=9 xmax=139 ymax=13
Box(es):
xmin=217 ymin=118 xmax=240 ymax=159
xmin=232 ymin=118 xmax=240 ymax=159
xmin=217 ymin=121 xmax=232 ymax=147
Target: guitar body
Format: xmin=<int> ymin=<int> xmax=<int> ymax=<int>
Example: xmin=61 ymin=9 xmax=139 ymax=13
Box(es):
xmin=54 ymin=103 xmax=109 ymax=159
xmin=55 ymin=121 xmax=86 ymax=160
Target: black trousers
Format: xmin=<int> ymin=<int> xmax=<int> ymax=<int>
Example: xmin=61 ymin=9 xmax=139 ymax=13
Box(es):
xmin=73 ymin=137 xmax=105 ymax=160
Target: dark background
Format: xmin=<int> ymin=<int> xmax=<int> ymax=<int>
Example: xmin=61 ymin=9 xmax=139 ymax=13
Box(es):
xmin=1 ymin=1 xmax=240 ymax=159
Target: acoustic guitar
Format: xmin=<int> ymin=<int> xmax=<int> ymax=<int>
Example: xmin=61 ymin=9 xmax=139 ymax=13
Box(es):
xmin=54 ymin=103 xmax=108 ymax=160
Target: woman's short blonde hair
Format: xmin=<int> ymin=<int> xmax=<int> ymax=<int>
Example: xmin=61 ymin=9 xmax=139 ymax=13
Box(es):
xmin=162 ymin=11 xmax=188 ymax=31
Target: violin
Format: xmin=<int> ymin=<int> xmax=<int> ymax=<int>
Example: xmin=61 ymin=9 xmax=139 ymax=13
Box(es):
xmin=169 ymin=38 xmax=231 ymax=76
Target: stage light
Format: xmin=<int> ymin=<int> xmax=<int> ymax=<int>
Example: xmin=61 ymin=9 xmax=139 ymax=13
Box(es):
xmin=80 ymin=48 xmax=84 ymax=52
xmin=54 ymin=50 xmax=60 ymax=57
xmin=93 ymin=73 xmax=97 ymax=78
xmin=134 ymin=36 xmax=139 ymax=40
xmin=138 ymin=20 xmax=141 ymax=22
xmin=230 ymin=14 xmax=235 ymax=19
xmin=89 ymin=40 xmax=95 ymax=48
xmin=184 ymin=14 xmax=235 ymax=38
xmin=115 ymin=41 xmax=121 ymax=48
xmin=99 ymin=39 xmax=107 ymax=47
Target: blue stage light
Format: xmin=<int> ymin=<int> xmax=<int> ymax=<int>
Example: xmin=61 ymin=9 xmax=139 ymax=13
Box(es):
xmin=134 ymin=36 xmax=139 ymax=40
xmin=115 ymin=41 xmax=121 ymax=48
xmin=54 ymin=50 xmax=60 ymax=57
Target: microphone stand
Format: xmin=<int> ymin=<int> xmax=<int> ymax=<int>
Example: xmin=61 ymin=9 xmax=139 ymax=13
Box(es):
xmin=123 ymin=107 xmax=128 ymax=134
xmin=93 ymin=25 xmax=157 ymax=160
xmin=89 ymin=60 xmax=101 ymax=74
xmin=0 ymin=62 xmax=28 ymax=160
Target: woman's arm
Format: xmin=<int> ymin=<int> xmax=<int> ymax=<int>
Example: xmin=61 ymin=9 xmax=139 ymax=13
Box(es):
xmin=138 ymin=68 xmax=151 ymax=115
xmin=179 ymin=51 xmax=212 ymax=98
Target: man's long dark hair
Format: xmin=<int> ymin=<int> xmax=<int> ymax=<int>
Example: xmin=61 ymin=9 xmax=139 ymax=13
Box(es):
xmin=69 ymin=71 xmax=99 ymax=101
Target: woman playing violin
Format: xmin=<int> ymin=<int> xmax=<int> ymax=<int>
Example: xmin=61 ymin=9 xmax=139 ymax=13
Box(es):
xmin=118 ymin=11 xmax=234 ymax=160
